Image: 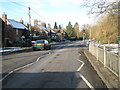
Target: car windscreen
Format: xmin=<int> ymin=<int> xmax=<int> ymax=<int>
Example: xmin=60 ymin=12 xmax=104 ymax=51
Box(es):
xmin=36 ymin=40 xmax=44 ymax=43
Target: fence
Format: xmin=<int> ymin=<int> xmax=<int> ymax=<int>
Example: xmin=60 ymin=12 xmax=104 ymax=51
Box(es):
xmin=89 ymin=43 xmax=119 ymax=76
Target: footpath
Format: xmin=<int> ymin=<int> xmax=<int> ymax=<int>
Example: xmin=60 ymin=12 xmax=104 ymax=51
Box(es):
xmin=1 ymin=47 xmax=32 ymax=55
xmin=84 ymin=49 xmax=118 ymax=89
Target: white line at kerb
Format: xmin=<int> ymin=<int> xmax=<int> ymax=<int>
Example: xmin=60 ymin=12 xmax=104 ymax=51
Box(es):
xmin=77 ymin=59 xmax=95 ymax=90
xmin=79 ymin=73 xmax=95 ymax=90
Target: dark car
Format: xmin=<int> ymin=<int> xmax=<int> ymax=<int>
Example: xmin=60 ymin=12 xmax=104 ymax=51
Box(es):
xmin=32 ymin=40 xmax=51 ymax=51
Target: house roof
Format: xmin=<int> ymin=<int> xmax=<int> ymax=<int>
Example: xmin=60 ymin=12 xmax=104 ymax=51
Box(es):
xmin=7 ymin=19 xmax=28 ymax=30
xmin=46 ymin=27 xmax=56 ymax=33
xmin=37 ymin=25 xmax=48 ymax=33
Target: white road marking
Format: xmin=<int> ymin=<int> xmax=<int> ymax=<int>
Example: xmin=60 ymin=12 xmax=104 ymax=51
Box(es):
xmin=0 ymin=71 xmax=13 ymax=82
xmin=0 ymin=45 xmax=68 ymax=82
xmin=79 ymin=73 xmax=95 ymax=90
xmin=36 ymin=56 xmax=41 ymax=62
xmin=0 ymin=54 xmax=45 ymax=82
xmin=79 ymin=54 xmax=81 ymax=56
xmin=77 ymin=56 xmax=95 ymax=90
xmin=77 ymin=59 xmax=85 ymax=71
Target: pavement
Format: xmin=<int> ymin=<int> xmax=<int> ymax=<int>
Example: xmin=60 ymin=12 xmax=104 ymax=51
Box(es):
xmin=1 ymin=47 xmax=32 ymax=55
xmin=84 ymin=49 xmax=118 ymax=89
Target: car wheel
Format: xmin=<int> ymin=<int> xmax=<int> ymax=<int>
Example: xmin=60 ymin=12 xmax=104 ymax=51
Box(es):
xmin=49 ymin=46 xmax=51 ymax=50
xmin=44 ymin=47 xmax=46 ymax=50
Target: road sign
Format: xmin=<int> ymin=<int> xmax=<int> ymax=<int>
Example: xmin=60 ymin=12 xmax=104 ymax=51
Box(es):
xmin=83 ymin=33 xmax=86 ymax=41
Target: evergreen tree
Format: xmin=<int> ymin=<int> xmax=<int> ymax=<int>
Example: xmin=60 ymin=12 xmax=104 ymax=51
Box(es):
xmin=54 ymin=22 xmax=58 ymax=29
xmin=59 ymin=25 xmax=62 ymax=29
xmin=74 ymin=22 xmax=80 ymax=39
xmin=66 ymin=22 xmax=75 ymax=38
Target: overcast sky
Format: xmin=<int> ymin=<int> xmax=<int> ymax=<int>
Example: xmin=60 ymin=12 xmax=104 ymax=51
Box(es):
xmin=0 ymin=0 xmax=103 ymax=28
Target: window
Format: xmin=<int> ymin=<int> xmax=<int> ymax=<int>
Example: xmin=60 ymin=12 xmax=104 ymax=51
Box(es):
xmin=36 ymin=40 xmax=44 ymax=43
xmin=45 ymin=40 xmax=48 ymax=44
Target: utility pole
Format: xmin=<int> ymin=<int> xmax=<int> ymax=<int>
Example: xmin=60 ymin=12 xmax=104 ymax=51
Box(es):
xmin=28 ymin=7 xmax=32 ymax=43
xmin=28 ymin=7 xmax=31 ymax=32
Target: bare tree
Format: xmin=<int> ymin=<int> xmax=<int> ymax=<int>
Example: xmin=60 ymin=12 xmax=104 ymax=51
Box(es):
xmin=81 ymin=0 xmax=119 ymax=15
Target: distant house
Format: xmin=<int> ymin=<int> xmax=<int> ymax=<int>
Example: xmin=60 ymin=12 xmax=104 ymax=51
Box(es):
xmin=46 ymin=27 xmax=56 ymax=40
xmin=2 ymin=13 xmax=29 ymax=47
xmin=33 ymin=20 xmax=49 ymax=40
xmin=33 ymin=24 xmax=48 ymax=40
xmin=53 ymin=29 xmax=67 ymax=40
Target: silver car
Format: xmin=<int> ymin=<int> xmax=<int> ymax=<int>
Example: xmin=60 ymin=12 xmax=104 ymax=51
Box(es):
xmin=32 ymin=40 xmax=51 ymax=51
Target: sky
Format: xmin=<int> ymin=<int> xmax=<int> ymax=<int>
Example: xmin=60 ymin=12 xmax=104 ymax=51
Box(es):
xmin=0 ymin=0 xmax=103 ymax=29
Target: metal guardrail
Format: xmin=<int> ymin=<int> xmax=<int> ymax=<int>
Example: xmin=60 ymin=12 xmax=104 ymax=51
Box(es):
xmin=89 ymin=43 xmax=119 ymax=76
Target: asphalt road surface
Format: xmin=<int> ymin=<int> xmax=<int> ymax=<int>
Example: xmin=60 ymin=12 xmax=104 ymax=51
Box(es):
xmin=2 ymin=41 xmax=107 ymax=89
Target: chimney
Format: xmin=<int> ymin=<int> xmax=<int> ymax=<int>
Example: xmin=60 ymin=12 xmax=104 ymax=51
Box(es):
xmin=34 ymin=19 xmax=38 ymax=25
xmin=41 ymin=22 xmax=46 ymax=28
xmin=20 ymin=18 xmax=24 ymax=24
xmin=48 ymin=24 xmax=51 ymax=29
xmin=2 ymin=13 xmax=7 ymax=24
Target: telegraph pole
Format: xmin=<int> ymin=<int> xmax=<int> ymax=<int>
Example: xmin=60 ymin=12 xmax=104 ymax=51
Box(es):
xmin=28 ymin=7 xmax=32 ymax=43
xmin=28 ymin=7 xmax=31 ymax=32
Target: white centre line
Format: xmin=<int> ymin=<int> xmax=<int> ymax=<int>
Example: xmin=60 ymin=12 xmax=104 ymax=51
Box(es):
xmin=0 ymin=55 xmax=42 ymax=82
xmin=0 ymin=45 xmax=66 ymax=82
xmin=36 ymin=56 xmax=41 ymax=62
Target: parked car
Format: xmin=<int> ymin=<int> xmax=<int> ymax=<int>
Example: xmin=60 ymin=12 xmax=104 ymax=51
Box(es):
xmin=32 ymin=40 xmax=51 ymax=51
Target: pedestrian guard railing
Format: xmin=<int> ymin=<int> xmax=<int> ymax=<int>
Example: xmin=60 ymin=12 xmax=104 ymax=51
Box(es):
xmin=89 ymin=43 xmax=118 ymax=76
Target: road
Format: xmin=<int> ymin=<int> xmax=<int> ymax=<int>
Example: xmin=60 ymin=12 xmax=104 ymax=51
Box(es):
xmin=2 ymin=41 xmax=107 ymax=89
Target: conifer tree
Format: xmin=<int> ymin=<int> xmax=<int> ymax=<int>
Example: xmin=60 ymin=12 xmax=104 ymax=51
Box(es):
xmin=54 ymin=22 xmax=58 ymax=29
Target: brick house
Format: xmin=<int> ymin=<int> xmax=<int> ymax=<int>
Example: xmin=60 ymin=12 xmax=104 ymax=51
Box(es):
xmin=53 ymin=29 xmax=67 ymax=41
xmin=46 ymin=27 xmax=56 ymax=41
xmin=2 ymin=13 xmax=29 ymax=47
xmin=33 ymin=20 xmax=49 ymax=40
